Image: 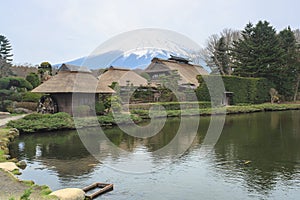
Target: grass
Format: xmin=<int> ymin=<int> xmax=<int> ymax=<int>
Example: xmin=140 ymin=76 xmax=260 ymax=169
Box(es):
xmin=0 ymin=128 xmax=11 ymax=162
xmin=5 ymin=102 xmax=300 ymax=134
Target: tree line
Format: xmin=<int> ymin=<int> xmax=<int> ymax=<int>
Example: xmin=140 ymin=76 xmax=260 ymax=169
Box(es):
xmin=201 ymin=20 xmax=300 ymax=101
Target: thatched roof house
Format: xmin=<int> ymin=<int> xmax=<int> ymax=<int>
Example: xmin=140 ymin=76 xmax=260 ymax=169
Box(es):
xmin=32 ymin=64 xmax=114 ymax=115
xmin=145 ymin=56 xmax=209 ymax=88
xmin=98 ymin=66 xmax=149 ymax=87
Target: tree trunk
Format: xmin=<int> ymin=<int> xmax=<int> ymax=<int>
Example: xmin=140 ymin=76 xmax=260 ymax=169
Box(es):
xmin=293 ymin=74 xmax=300 ymax=101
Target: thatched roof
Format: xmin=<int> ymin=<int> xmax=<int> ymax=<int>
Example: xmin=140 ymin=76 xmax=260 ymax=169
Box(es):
xmin=32 ymin=64 xmax=115 ymax=94
xmin=145 ymin=57 xmax=209 ymax=86
xmin=59 ymin=63 xmax=91 ymax=73
xmin=98 ymin=66 xmax=149 ymax=87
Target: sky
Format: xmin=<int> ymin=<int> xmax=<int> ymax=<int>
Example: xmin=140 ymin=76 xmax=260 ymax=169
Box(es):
xmin=1 ymin=0 xmax=300 ymax=65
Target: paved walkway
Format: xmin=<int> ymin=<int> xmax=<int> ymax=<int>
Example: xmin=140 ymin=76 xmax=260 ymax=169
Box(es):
xmin=0 ymin=114 xmax=27 ymax=127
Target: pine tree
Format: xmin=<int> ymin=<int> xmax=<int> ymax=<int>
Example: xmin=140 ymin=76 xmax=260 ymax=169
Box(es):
xmin=0 ymin=35 xmax=13 ymax=78
xmin=232 ymin=21 xmax=284 ymax=78
xmin=278 ymin=27 xmax=300 ymax=100
xmin=0 ymin=35 xmax=13 ymax=63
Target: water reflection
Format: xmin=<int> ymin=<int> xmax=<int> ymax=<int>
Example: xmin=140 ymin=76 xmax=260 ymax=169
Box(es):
xmin=9 ymin=110 xmax=300 ymax=199
xmin=212 ymin=111 xmax=300 ymax=196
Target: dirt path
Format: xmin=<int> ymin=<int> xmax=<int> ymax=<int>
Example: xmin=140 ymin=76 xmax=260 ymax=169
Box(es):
xmin=0 ymin=114 xmax=27 ymax=127
xmin=0 ymin=114 xmax=57 ymax=199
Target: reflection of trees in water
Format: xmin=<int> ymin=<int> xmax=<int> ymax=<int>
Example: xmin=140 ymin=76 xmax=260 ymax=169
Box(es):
xmin=10 ymin=111 xmax=300 ymax=190
xmin=212 ymin=111 xmax=300 ymax=195
xmin=10 ymin=130 xmax=99 ymax=178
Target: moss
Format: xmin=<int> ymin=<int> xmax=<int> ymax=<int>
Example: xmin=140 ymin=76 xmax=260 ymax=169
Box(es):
xmin=11 ymin=169 xmax=22 ymax=175
xmin=39 ymin=185 xmax=52 ymax=196
xmin=21 ymin=180 xmax=35 ymax=187
xmin=0 ymin=128 xmax=11 ymax=161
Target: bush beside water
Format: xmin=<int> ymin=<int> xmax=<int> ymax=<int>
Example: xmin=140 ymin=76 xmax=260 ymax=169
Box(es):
xmin=6 ymin=103 xmax=300 ymax=134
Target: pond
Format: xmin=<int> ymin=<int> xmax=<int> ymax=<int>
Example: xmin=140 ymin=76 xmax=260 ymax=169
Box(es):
xmin=10 ymin=110 xmax=300 ymax=199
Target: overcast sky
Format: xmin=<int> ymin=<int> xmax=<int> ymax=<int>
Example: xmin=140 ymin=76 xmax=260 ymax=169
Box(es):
xmin=1 ymin=0 xmax=299 ymax=65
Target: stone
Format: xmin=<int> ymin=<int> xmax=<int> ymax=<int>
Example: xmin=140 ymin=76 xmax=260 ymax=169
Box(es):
xmin=50 ymin=188 xmax=85 ymax=200
xmin=0 ymin=111 xmax=10 ymax=115
xmin=9 ymin=128 xmax=19 ymax=137
xmin=17 ymin=160 xmax=27 ymax=170
xmin=0 ymin=162 xmax=19 ymax=171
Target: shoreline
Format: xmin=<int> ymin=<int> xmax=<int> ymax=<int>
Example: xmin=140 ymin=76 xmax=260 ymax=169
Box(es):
xmin=5 ymin=103 xmax=300 ymax=134
xmin=0 ymin=102 xmax=299 ymax=199
xmin=0 ymin=128 xmax=55 ymax=199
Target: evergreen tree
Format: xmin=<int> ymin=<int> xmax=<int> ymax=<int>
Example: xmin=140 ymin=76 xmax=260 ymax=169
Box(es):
xmin=277 ymin=27 xmax=298 ymax=99
xmin=232 ymin=21 xmax=284 ymax=79
xmin=0 ymin=35 xmax=13 ymax=63
xmin=0 ymin=35 xmax=13 ymax=77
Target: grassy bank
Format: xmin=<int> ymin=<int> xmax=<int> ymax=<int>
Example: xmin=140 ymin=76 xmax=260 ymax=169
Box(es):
xmin=0 ymin=128 xmax=18 ymax=162
xmin=0 ymin=128 xmax=54 ymax=199
xmin=132 ymin=103 xmax=300 ymax=119
xmin=6 ymin=103 xmax=300 ymax=134
xmin=7 ymin=112 xmax=143 ymax=134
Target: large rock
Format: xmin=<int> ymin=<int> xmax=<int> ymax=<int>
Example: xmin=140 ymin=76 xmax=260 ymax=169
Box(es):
xmin=0 ymin=162 xmax=19 ymax=171
xmin=0 ymin=111 xmax=10 ymax=115
xmin=50 ymin=188 xmax=85 ymax=200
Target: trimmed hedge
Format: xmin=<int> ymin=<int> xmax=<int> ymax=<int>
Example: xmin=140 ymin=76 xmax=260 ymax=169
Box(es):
xmin=15 ymin=102 xmax=38 ymax=111
xmin=128 ymin=101 xmax=212 ymax=110
xmin=196 ymin=75 xmax=274 ymax=104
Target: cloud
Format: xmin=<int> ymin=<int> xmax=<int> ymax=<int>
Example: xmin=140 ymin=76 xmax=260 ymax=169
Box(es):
xmin=1 ymin=0 xmax=299 ymax=64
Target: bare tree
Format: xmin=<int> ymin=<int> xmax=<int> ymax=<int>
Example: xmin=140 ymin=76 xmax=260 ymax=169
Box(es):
xmin=201 ymin=29 xmax=240 ymax=75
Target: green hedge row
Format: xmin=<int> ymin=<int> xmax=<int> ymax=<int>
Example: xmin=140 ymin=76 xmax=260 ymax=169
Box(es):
xmin=128 ymin=101 xmax=212 ymax=111
xmin=196 ymin=75 xmax=274 ymax=104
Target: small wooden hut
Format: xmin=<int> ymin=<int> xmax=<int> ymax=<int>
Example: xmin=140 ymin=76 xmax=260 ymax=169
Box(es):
xmin=31 ymin=64 xmax=115 ymax=115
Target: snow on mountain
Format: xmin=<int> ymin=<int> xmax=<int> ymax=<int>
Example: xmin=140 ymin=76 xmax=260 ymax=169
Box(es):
xmin=58 ymin=48 xmax=210 ymax=71
xmin=58 ymin=49 xmax=171 ymax=69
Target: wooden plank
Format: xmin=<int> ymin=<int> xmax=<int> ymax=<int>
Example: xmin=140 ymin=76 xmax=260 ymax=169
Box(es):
xmin=83 ymin=182 xmax=114 ymax=199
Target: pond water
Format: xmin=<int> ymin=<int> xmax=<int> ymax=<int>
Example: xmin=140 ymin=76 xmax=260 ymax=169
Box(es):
xmin=10 ymin=110 xmax=300 ymax=199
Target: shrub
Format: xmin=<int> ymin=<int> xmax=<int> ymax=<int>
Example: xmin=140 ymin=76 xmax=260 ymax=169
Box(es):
xmin=0 ymin=78 xmax=10 ymax=89
xmin=95 ymin=101 xmax=105 ymax=115
xmin=7 ymin=112 xmax=74 ymax=133
xmin=22 ymin=92 xmax=43 ymax=102
xmin=196 ymin=75 xmax=274 ymax=104
xmin=0 ymin=77 xmax=33 ymax=90
xmin=129 ymin=101 xmax=212 ymax=111
xmin=26 ymin=72 xmax=40 ymax=88
xmin=15 ymin=102 xmax=37 ymax=111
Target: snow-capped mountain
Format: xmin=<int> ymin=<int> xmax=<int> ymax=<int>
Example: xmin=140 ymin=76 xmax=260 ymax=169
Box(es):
xmin=59 ymin=49 xmax=209 ymax=71
xmin=56 ymin=28 xmax=211 ymax=71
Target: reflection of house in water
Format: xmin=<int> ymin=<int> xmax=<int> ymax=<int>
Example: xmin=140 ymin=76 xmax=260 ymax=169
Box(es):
xmin=31 ymin=64 xmax=115 ymax=115
xmin=145 ymin=56 xmax=209 ymax=89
